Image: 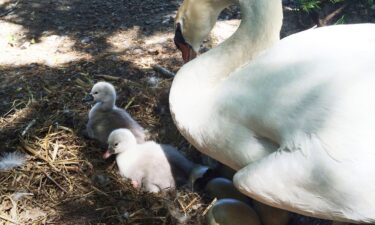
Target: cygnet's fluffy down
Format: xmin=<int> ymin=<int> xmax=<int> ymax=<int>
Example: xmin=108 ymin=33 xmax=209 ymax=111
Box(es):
xmin=104 ymin=128 xmax=198 ymax=193
xmin=83 ymin=81 xmax=145 ymax=144
xmin=0 ymin=151 xmax=26 ymax=171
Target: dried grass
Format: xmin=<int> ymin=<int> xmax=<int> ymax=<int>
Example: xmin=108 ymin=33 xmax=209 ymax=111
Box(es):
xmin=0 ymin=59 xmax=208 ymax=224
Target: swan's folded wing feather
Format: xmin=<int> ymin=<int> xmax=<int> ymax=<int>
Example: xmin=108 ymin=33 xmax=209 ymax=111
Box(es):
xmin=232 ymin=134 xmax=375 ymax=223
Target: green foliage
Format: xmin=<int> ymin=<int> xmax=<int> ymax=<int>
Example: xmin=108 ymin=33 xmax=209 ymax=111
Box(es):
xmin=334 ymin=15 xmax=346 ymax=24
xmin=296 ymin=0 xmax=374 ymax=12
xmin=296 ymin=0 xmax=321 ymax=12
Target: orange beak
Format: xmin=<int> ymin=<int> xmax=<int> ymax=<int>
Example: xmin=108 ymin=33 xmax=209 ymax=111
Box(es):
xmin=174 ymin=23 xmax=197 ymax=63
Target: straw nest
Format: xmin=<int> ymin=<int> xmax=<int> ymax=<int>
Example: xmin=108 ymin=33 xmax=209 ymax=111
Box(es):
xmin=0 ymin=55 xmax=212 ymax=224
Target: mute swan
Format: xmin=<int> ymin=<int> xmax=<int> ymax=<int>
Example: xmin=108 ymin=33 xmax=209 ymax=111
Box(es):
xmin=206 ymin=198 xmax=261 ymax=225
xmin=170 ymin=0 xmax=375 ymax=222
xmin=83 ymin=82 xmax=145 ymax=144
xmin=104 ymin=128 xmax=206 ymax=192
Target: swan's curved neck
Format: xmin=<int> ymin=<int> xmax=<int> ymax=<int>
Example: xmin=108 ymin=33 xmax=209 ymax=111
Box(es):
xmin=170 ymin=0 xmax=282 ymax=135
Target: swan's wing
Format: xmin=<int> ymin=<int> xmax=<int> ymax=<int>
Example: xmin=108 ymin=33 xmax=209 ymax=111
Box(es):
xmin=233 ymin=134 xmax=375 ymax=223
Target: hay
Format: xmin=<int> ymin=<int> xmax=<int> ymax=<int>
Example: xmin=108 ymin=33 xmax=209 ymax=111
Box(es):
xmin=0 ymin=41 xmax=211 ymax=224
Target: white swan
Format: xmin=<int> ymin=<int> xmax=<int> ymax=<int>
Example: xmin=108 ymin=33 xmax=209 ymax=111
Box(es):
xmin=170 ymin=0 xmax=375 ymax=222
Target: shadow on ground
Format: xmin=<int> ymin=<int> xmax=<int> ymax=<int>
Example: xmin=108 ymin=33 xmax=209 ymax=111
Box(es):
xmin=0 ymin=0 xmax=181 ymax=54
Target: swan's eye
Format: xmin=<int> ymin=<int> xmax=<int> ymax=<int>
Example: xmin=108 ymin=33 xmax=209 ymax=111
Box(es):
xmin=94 ymin=91 xmax=98 ymax=95
xmin=114 ymin=143 xmax=118 ymax=147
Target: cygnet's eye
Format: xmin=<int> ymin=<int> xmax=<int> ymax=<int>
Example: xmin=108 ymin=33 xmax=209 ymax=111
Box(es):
xmin=114 ymin=143 xmax=119 ymax=147
xmin=94 ymin=91 xmax=98 ymax=95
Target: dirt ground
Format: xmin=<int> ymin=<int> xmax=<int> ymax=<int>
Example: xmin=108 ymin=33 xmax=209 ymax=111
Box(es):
xmin=0 ymin=0 xmax=374 ymax=224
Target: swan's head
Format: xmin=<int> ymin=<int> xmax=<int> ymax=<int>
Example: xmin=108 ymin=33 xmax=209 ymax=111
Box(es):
xmin=83 ymin=81 xmax=116 ymax=105
xmin=174 ymin=0 xmax=225 ymax=63
xmin=103 ymin=129 xmax=137 ymax=159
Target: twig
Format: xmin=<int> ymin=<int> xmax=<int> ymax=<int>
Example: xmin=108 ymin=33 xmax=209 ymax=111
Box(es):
xmin=124 ymin=96 xmax=135 ymax=110
xmin=177 ymin=198 xmax=186 ymax=213
xmin=94 ymin=74 xmax=121 ymax=81
xmin=94 ymin=74 xmax=142 ymax=87
xmin=51 ymin=141 xmax=59 ymax=162
xmin=202 ymin=198 xmax=217 ymax=216
xmin=91 ymin=185 xmax=110 ymax=196
xmin=0 ymin=214 xmax=20 ymax=225
xmin=152 ymin=65 xmax=175 ymax=78
xmin=56 ymin=125 xmax=74 ymax=133
xmin=43 ymin=171 xmax=68 ymax=193
xmin=184 ymin=197 xmax=198 ymax=211
xmin=21 ymin=143 xmax=59 ymax=171
xmin=2 ymin=100 xmax=24 ymax=117
xmin=55 ymin=191 xmax=94 ymax=206
xmin=317 ymin=3 xmax=348 ymax=27
xmin=0 ymin=0 xmax=19 ymax=18
xmin=21 ymin=119 xmax=36 ymax=136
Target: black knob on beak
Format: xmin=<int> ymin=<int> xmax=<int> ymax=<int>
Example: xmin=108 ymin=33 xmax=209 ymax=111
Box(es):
xmin=174 ymin=23 xmax=197 ymax=63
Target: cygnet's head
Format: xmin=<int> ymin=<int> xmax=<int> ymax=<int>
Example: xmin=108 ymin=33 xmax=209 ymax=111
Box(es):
xmin=83 ymin=82 xmax=116 ymax=104
xmin=103 ymin=129 xmax=137 ymax=159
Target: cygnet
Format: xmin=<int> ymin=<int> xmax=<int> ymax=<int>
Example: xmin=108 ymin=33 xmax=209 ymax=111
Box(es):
xmin=253 ymin=201 xmax=290 ymax=225
xmin=205 ymin=177 xmax=250 ymax=204
xmin=105 ymin=128 xmax=203 ymax=192
xmin=83 ymin=81 xmax=145 ymax=144
xmin=206 ymin=198 xmax=261 ymax=225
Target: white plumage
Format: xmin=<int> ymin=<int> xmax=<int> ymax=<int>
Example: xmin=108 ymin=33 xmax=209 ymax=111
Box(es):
xmin=105 ymin=129 xmax=201 ymax=193
xmin=170 ymin=0 xmax=375 ymax=222
xmin=0 ymin=151 xmax=26 ymax=171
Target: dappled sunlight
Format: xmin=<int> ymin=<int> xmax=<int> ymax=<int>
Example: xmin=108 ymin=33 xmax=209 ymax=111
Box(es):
xmin=0 ymin=21 xmax=91 ymax=66
xmin=106 ymin=27 xmax=141 ymax=53
xmin=106 ymin=29 xmax=175 ymax=69
xmin=133 ymin=55 xmax=158 ymax=69
xmin=144 ymin=32 xmax=174 ymax=45
xmin=2 ymin=0 xmax=372 ymax=224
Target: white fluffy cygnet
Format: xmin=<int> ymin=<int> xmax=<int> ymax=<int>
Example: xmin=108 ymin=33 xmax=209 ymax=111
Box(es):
xmin=105 ymin=128 xmax=199 ymax=193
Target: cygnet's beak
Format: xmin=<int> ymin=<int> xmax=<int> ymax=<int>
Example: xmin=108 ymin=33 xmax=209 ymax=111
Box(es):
xmin=103 ymin=149 xmax=113 ymax=159
xmin=174 ymin=23 xmax=197 ymax=63
xmin=82 ymin=94 xmax=94 ymax=102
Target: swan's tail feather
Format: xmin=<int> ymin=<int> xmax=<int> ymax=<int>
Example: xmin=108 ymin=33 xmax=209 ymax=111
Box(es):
xmin=0 ymin=151 xmax=26 ymax=171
